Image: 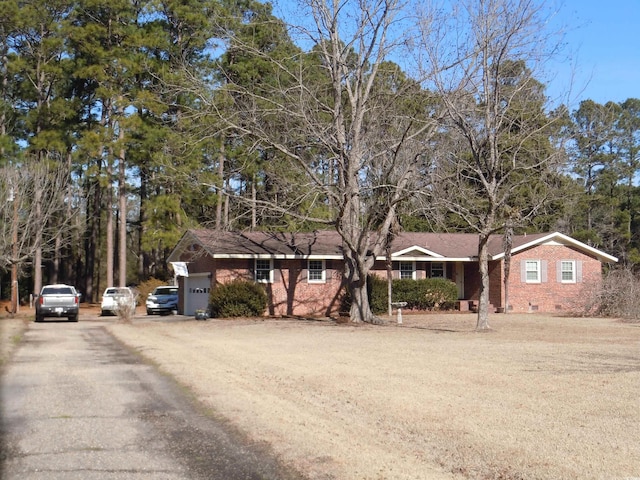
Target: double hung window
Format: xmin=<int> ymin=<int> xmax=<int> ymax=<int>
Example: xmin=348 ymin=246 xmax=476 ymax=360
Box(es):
xmin=430 ymin=262 xmax=444 ymax=278
xmin=255 ymin=259 xmax=273 ymax=283
xmin=525 ymin=260 xmax=540 ymax=283
xmin=399 ymin=262 xmax=415 ymax=280
xmin=308 ymin=260 xmax=326 ymax=283
xmin=560 ymin=260 xmax=575 ymax=283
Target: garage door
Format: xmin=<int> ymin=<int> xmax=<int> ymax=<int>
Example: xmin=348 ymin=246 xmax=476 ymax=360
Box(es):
xmin=184 ymin=275 xmax=211 ymax=316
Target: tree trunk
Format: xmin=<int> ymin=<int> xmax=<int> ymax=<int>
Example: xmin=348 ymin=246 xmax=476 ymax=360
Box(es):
xmin=216 ymin=139 xmax=225 ymax=230
xmin=224 ymin=178 xmax=230 ymax=226
xmin=118 ymin=125 xmax=127 ymax=287
xmin=106 ymin=151 xmax=114 ymax=288
xmin=349 ymin=279 xmax=378 ymax=323
xmin=476 ymin=232 xmax=491 ymax=330
xmin=84 ymin=176 xmax=100 ymax=303
xmin=138 ymin=163 xmax=147 ymax=280
xmin=10 ymin=189 xmax=18 ymax=314
xmin=503 ymin=224 xmax=513 ymax=314
xmin=251 ymin=174 xmax=257 ymax=230
xmin=387 ymin=247 xmax=393 ymax=317
xmin=33 ymin=187 xmax=43 ymax=296
xmin=52 ymin=235 xmax=60 ymax=285
xmin=343 ymin=247 xmax=379 ymax=324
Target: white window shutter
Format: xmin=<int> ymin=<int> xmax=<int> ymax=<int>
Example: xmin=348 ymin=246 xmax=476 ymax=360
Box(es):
xmin=577 ymin=261 xmax=583 ymax=282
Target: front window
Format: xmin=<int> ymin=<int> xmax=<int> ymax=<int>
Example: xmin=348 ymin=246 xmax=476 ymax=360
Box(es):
xmin=255 ymin=259 xmax=273 ymax=283
xmin=308 ymin=260 xmax=326 ymax=283
xmin=430 ymin=262 xmax=444 ymax=278
xmin=400 ymin=262 xmax=415 ymax=279
xmin=526 ymin=260 xmax=540 ymax=283
xmin=561 ymin=261 xmax=575 ymax=283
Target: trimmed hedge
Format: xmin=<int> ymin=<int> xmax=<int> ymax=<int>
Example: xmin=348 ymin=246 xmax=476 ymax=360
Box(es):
xmin=209 ymin=280 xmax=268 ymax=317
xmin=368 ymin=275 xmax=458 ymax=314
xmin=368 ymin=275 xmax=389 ymax=314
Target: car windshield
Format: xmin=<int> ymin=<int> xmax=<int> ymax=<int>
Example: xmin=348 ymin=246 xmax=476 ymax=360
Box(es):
xmin=154 ymin=287 xmax=178 ymax=295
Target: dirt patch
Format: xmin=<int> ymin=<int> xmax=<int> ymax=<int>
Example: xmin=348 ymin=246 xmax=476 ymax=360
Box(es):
xmin=83 ymin=313 xmax=640 ymax=479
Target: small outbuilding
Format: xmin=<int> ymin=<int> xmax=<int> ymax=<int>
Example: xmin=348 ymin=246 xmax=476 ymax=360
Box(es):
xmin=167 ymin=230 xmax=618 ymax=316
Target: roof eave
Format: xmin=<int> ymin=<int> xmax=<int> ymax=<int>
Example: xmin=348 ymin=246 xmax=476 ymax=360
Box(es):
xmin=384 ymin=255 xmax=477 ymax=262
xmin=210 ymin=254 xmax=344 ymax=260
xmin=167 ymin=230 xmax=199 ymax=264
xmin=392 ymin=245 xmax=444 ymax=258
xmin=491 ymin=232 xmax=618 ymax=263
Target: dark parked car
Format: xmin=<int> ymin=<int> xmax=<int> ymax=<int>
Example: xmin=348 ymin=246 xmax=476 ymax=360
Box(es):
xmin=35 ymin=284 xmax=81 ymax=322
xmin=146 ymin=286 xmax=178 ymax=315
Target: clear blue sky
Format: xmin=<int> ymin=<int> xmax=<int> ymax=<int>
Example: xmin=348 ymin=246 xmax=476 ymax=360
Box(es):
xmin=273 ymin=0 xmax=638 ymax=108
xmin=549 ymin=0 xmax=639 ymax=106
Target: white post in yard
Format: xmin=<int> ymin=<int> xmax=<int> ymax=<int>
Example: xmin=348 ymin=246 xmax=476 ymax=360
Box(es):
xmin=391 ymin=302 xmax=407 ymax=325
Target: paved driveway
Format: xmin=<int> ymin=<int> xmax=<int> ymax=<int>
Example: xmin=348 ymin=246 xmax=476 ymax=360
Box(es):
xmin=0 ymin=315 xmax=304 ymax=480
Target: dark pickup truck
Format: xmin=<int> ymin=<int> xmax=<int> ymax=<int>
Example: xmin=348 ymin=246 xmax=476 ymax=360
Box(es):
xmin=35 ymin=284 xmax=81 ymax=322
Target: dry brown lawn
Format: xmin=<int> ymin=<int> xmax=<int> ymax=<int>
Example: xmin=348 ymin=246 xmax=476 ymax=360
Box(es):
xmin=3 ymin=306 xmax=638 ymax=479
xmin=103 ymin=313 xmax=640 ymax=480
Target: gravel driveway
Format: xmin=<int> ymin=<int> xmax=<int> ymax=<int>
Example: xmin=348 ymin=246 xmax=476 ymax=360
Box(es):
xmin=0 ymin=315 xmax=305 ymax=480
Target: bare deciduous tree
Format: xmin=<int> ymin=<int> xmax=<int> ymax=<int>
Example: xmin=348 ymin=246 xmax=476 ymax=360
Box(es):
xmin=417 ymin=0 xmax=566 ymax=330
xmin=199 ymin=0 xmax=440 ymax=322
xmin=0 ymin=161 xmax=75 ymax=314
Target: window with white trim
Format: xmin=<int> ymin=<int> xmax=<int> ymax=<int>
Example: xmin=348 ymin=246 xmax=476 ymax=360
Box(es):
xmin=399 ymin=262 xmax=415 ymax=280
xmin=308 ymin=260 xmax=326 ymax=283
xmin=430 ymin=262 xmax=444 ymax=278
xmin=255 ymin=259 xmax=273 ymax=283
xmin=525 ymin=260 xmax=540 ymax=283
xmin=561 ymin=260 xmax=575 ymax=283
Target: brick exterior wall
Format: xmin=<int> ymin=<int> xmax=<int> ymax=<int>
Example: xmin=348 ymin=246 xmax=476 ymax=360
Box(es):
xmin=178 ymin=242 xmax=604 ymax=316
xmin=441 ymin=245 xmax=603 ymax=314
xmin=504 ymin=244 xmax=602 ymax=313
xmin=196 ymin=257 xmax=345 ymax=317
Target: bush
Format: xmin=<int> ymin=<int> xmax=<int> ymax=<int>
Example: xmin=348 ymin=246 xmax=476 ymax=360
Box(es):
xmin=393 ymin=278 xmax=458 ymax=310
xmin=113 ymin=293 xmax=138 ymax=323
xmin=344 ymin=276 xmax=459 ymax=315
xmin=422 ymin=278 xmax=457 ymax=310
xmin=209 ymin=280 xmax=268 ymax=318
xmin=368 ymin=275 xmax=389 ymax=314
xmin=137 ymin=278 xmax=167 ymax=302
xmin=586 ymin=268 xmax=640 ymax=320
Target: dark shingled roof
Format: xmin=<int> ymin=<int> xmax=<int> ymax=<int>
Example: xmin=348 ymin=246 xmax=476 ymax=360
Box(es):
xmin=183 ymin=229 xmax=553 ymax=259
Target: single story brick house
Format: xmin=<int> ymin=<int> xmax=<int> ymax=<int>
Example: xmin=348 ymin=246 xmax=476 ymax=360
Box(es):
xmin=167 ymin=229 xmax=617 ymax=316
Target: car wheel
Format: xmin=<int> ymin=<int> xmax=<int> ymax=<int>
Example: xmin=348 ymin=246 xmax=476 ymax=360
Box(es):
xmin=146 ymin=309 xmax=153 ymax=315
xmin=68 ymin=315 xmax=78 ymax=322
xmin=35 ymin=315 xmax=43 ymax=323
